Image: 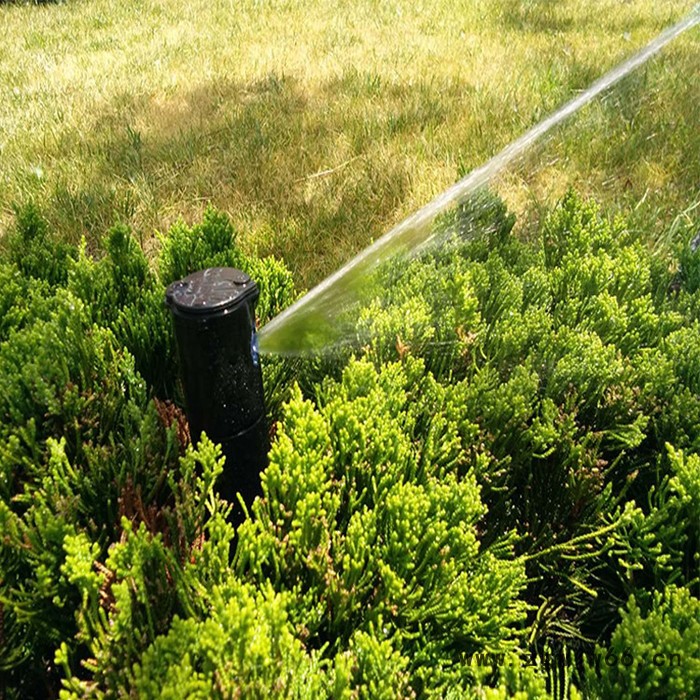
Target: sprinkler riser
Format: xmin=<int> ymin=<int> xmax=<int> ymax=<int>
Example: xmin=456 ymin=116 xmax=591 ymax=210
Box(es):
xmin=165 ymin=268 xmax=268 ymax=514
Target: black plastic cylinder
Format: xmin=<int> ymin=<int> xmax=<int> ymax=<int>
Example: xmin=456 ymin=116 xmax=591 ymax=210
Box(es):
xmin=165 ymin=267 xmax=268 ymax=514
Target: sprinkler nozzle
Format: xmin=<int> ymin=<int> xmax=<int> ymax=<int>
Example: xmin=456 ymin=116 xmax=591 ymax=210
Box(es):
xmin=165 ymin=267 xmax=268 ymax=520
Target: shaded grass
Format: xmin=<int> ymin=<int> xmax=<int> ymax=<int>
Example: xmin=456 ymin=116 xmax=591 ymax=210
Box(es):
xmin=0 ymin=0 xmax=697 ymax=285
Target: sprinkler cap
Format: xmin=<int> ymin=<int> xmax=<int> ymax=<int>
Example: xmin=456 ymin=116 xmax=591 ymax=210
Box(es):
xmin=165 ymin=267 xmax=258 ymax=316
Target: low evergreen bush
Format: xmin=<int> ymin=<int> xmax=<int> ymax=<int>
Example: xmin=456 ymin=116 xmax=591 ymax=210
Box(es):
xmin=0 ymin=194 xmax=698 ymax=698
xmin=584 ymin=585 xmax=700 ymax=698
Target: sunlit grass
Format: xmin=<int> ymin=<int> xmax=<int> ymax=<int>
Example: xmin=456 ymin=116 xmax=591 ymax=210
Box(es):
xmin=0 ymin=0 xmax=697 ymax=285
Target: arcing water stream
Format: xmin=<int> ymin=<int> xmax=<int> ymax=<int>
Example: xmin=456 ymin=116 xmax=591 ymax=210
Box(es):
xmin=258 ymin=6 xmax=700 ymax=356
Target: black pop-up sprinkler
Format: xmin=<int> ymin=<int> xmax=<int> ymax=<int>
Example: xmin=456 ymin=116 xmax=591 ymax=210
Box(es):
xmin=165 ymin=268 xmax=268 ymax=517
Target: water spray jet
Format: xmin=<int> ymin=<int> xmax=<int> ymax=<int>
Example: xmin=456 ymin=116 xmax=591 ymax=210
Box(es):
xmin=165 ymin=268 xmax=268 ymax=519
xmin=257 ymin=5 xmax=700 ymax=357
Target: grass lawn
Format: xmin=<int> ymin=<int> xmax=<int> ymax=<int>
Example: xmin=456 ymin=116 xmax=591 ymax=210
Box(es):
xmin=0 ymin=0 xmax=698 ymax=287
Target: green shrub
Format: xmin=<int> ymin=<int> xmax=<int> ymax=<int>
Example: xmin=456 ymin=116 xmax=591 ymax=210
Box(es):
xmin=0 ymin=263 xmax=53 ymax=341
xmin=3 ymin=192 xmax=700 ymax=698
xmin=2 ymin=202 xmax=76 ymax=287
xmin=464 ymin=655 xmax=558 ymax=700
xmin=584 ymin=585 xmax=700 ymax=699
xmin=0 ymin=291 xmax=147 ymax=499
xmin=331 ymin=190 xmax=700 ymax=662
xmin=158 ymin=206 xmax=296 ymax=325
xmin=0 ymin=204 xmax=298 ymax=697
xmin=67 ymin=225 xmax=176 ymax=397
xmin=158 ymin=208 xmax=246 ymax=286
xmin=52 ymin=437 xmax=235 ymax=698
xmin=128 ymin=582 xmax=328 ymax=699
xmin=0 ymin=289 xmax=174 ymax=694
xmin=236 ymin=358 xmax=528 ymax=696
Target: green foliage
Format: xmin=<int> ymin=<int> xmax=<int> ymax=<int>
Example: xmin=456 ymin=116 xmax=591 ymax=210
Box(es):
xmin=584 ymin=586 xmax=700 ymax=699
xmin=54 ymin=437 xmax=235 ymax=698
xmin=67 ymin=225 xmax=175 ymax=396
xmin=3 ymin=202 xmax=76 ymax=287
xmin=600 ymin=444 xmax=700 ymax=611
xmin=328 ymin=189 xmax=700 ymax=672
xmin=464 ymin=655 xmax=557 ymax=700
xmin=0 ymin=291 xmax=147 ymax=500
xmin=128 ymin=582 xmax=327 ymax=699
xmin=675 ymin=227 xmax=700 ymax=294
xmin=3 ymin=192 xmax=700 ymax=698
xmin=0 ymin=262 xmax=52 ymax=340
xmin=158 ymin=207 xmax=246 ymax=286
xmin=158 ymin=206 xmax=297 ymax=325
xmin=0 ymin=204 xmax=297 ymax=697
xmin=0 ymin=288 xmax=176 ymax=695
xmin=236 ymin=359 xmax=528 ymax=696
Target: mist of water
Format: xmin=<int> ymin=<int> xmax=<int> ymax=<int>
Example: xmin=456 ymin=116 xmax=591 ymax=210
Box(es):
xmin=258 ymin=6 xmax=700 ymax=357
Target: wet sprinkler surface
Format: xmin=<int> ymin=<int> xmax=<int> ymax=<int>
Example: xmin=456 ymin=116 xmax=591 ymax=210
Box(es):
xmin=166 ymin=267 xmax=257 ymax=316
xmin=166 ymin=267 xmax=268 ymax=511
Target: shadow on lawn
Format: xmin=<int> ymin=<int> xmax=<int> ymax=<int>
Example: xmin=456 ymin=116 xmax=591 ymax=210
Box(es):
xmin=36 ymin=40 xmax=700 ymax=286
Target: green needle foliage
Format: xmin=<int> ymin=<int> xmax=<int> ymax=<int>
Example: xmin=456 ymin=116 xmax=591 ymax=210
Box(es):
xmin=584 ymin=585 xmax=700 ymax=699
xmin=1 ymin=192 xmax=699 ymax=698
xmin=236 ymin=360 xmax=528 ymax=695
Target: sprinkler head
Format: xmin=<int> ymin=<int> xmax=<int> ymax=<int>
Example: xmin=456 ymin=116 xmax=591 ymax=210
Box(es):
xmin=165 ymin=267 xmax=268 ymax=520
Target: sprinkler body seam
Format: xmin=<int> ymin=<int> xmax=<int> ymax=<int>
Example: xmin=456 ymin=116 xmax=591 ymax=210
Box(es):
xmin=165 ymin=267 xmax=268 ymax=521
